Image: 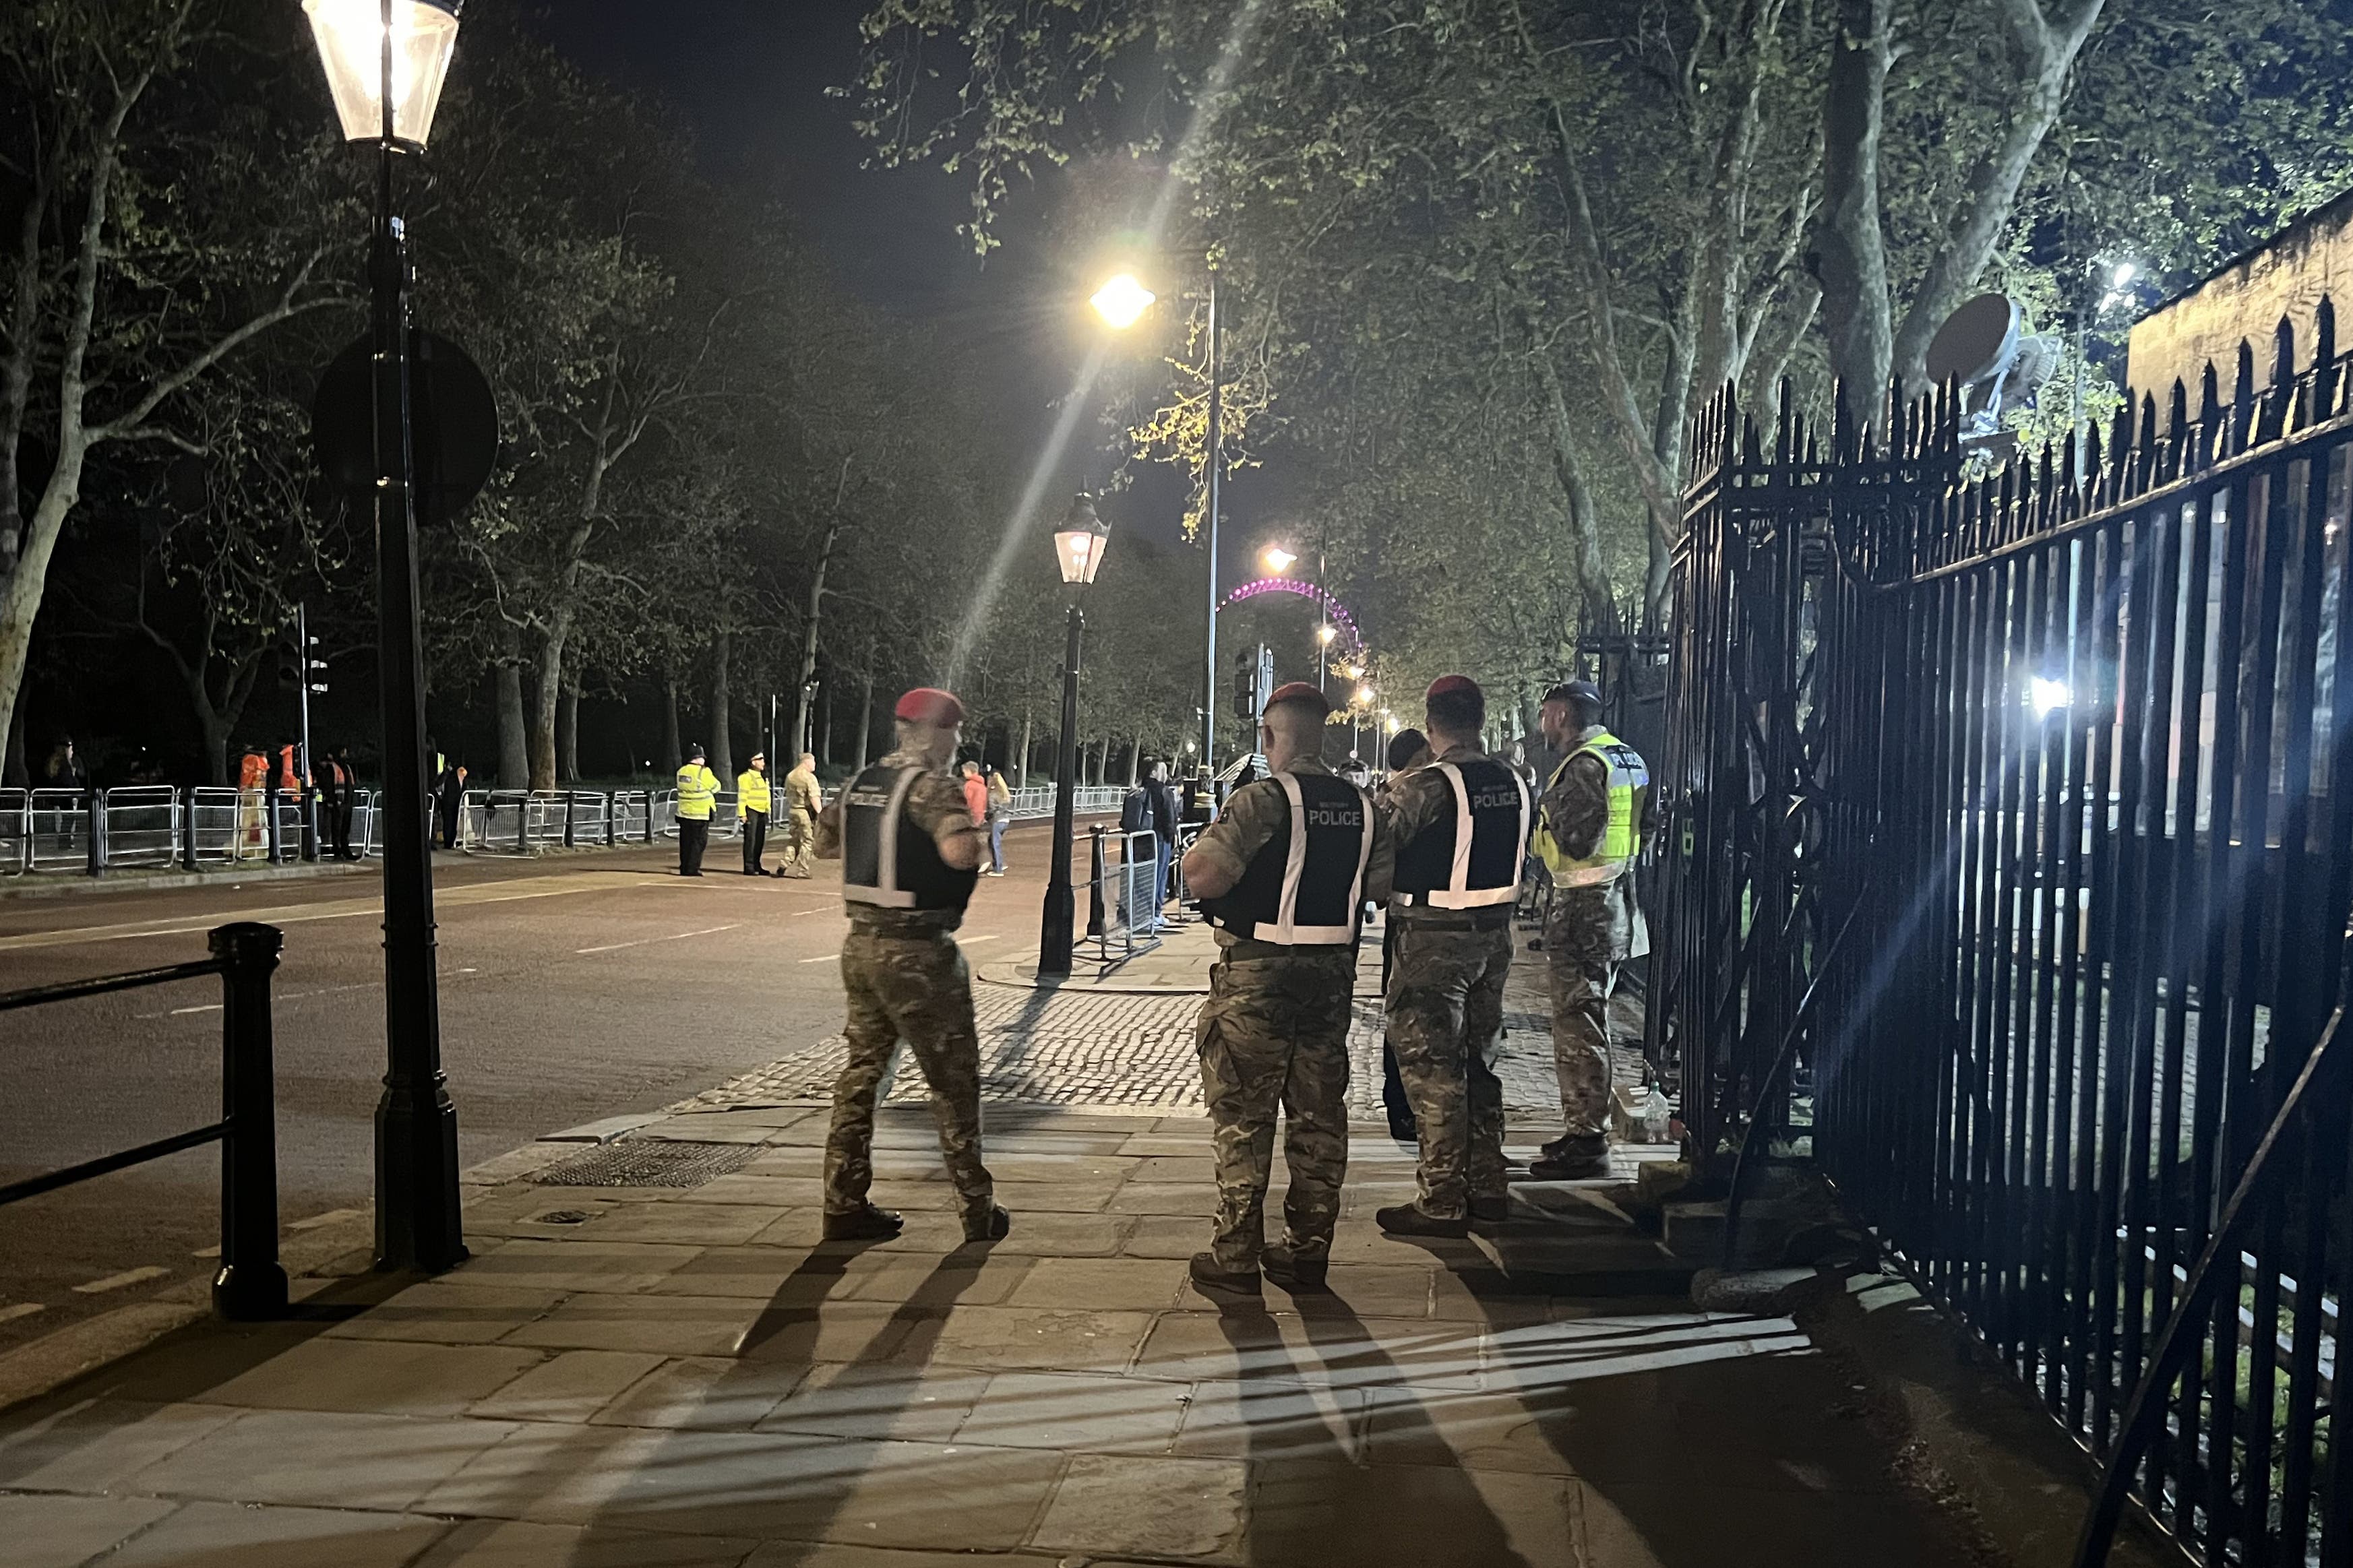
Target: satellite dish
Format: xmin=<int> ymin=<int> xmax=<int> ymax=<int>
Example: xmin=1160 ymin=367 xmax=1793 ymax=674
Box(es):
xmin=1926 ymin=293 xmax=2060 ymax=446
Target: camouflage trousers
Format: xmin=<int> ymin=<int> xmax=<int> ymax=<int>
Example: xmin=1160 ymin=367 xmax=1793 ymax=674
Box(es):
xmin=1546 ymin=888 xmax=1620 ymax=1150
xmin=1385 ymin=923 xmax=1512 ymax=1219
xmin=826 ymin=926 xmax=995 ymax=1220
xmin=1194 ymin=949 xmax=1356 ymax=1270
xmin=780 ymin=810 xmax=818 ymax=877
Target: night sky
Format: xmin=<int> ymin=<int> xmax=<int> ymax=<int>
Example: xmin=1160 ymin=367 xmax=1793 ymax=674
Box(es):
xmin=530 ymin=0 xmax=1232 ymax=567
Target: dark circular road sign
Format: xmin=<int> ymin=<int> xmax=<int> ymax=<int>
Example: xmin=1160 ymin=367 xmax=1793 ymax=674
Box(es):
xmin=311 ymin=330 xmax=497 ymax=525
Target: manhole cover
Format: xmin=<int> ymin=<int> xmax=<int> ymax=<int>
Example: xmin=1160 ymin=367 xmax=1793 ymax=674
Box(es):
xmin=531 ymin=1140 xmax=761 ymax=1189
xmin=532 ymin=1210 xmax=594 ymax=1225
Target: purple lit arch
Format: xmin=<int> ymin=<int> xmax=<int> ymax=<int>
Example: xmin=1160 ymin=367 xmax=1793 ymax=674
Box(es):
xmin=1217 ymin=577 xmax=1365 ymax=654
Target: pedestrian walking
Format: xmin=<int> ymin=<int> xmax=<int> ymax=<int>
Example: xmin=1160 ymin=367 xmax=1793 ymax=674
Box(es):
xmin=1180 ymin=683 xmax=1391 ymax=1296
xmin=1146 ymin=759 xmax=1179 ymax=910
xmin=434 ymin=757 xmax=467 ymax=850
xmin=779 ymin=751 xmax=823 ymax=877
xmin=675 ymin=743 xmax=719 ymax=877
xmin=1374 ymin=726 xmax=1433 ymax=1145
xmin=985 ymin=764 xmax=1012 ymax=875
xmin=44 ymin=736 xmax=88 ymax=852
xmin=1376 ymin=675 xmax=1531 ymax=1237
xmin=333 ymin=746 xmax=361 ymax=858
xmin=737 ymin=751 xmax=773 ymax=875
xmin=1524 ymin=681 xmax=1651 ymax=1181
xmin=316 ymin=749 xmax=350 ymax=860
xmin=960 ymin=761 xmax=989 ymax=835
xmin=815 ymin=687 xmax=1008 ymax=1244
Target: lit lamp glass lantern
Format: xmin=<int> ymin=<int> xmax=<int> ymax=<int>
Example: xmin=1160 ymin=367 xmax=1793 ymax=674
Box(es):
xmin=1055 ymin=494 xmax=1112 ymax=586
xmin=303 ymin=0 xmax=462 ymax=146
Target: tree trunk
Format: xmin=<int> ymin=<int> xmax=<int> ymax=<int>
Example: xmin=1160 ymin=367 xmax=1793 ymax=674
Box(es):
xmin=0 ymin=435 xmax=87 ymax=763
xmin=1529 ymin=334 xmax=1625 ymax=635
xmin=2 ymin=693 xmax=24 ymax=787
xmin=709 ymin=628 xmax=733 ymax=782
xmin=855 ymin=669 xmax=875 ymax=765
xmin=557 ymin=682 xmax=579 ymax=782
xmin=789 ymin=467 xmax=851 ymax=759
xmin=1816 ymin=0 xmax=1895 ymax=404
xmin=818 ymin=675 xmax=833 ymax=766
xmin=661 ymin=668 xmax=681 ymax=774
xmin=495 ymin=629 xmax=530 ymax=789
xmin=1016 ymin=710 xmax=1033 ymax=788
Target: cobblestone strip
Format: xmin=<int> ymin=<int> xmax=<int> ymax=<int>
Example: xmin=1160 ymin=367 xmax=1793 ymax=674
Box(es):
xmin=667 ymin=986 xmax=1577 ymax=1119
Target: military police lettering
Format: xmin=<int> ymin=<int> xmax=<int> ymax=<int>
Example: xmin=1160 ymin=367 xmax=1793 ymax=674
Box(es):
xmin=1199 ymin=771 xmax=1375 ymax=945
xmin=1390 ymin=754 xmax=1532 ymax=909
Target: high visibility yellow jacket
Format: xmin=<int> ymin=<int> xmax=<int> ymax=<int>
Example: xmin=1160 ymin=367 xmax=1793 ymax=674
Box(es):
xmin=1531 ymin=729 xmax=1648 ymax=885
xmin=736 ymin=767 xmax=772 ymax=813
xmin=675 ymin=763 xmax=720 ymax=820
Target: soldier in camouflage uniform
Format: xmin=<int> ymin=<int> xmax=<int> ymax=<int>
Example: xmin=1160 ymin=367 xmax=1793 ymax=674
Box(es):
xmin=1376 ymin=675 xmax=1531 ymax=1237
xmin=1525 ymin=681 xmax=1650 ymax=1180
xmin=1182 ymin=683 xmax=1392 ymax=1294
xmin=814 ymin=687 xmax=1008 ymax=1244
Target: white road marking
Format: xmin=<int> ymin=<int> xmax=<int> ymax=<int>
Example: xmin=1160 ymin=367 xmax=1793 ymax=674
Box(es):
xmin=143 ymin=979 xmax=380 ymax=1020
xmin=0 ymin=870 xmax=686 ymax=954
xmin=73 ymin=1265 xmax=169 ymax=1294
xmin=789 ymin=908 xmax=830 ymax=918
xmin=169 ymin=1003 xmax=222 ymax=1017
xmin=959 ymin=933 xmax=1002 ymax=944
xmin=797 ymin=952 xmax=841 ymax=964
xmin=576 ymin=922 xmax=742 ymax=955
xmin=0 ymin=1303 xmax=45 ymax=1323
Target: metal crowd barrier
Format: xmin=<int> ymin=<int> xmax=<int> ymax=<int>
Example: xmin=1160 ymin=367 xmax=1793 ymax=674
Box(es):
xmin=1000 ymin=783 xmax=1129 ymax=821
xmin=1078 ymin=825 xmax=1165 ymax=974
xmin=0 ymin=922 xmax=287 ymax=1320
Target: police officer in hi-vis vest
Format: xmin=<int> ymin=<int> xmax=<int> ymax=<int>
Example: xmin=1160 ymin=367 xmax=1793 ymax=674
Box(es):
xmin=737 ymin=751 xmax=773 ymax=876
xmin=1181 ymin=683 xmax=1393 ymax=1296
xmin=1525 ymin=680 xmax=1651 ymax=1180
xmin=675 ymin=743 xmax=721 ymax=877
xmin=1376 ymin=675 xmax=1533 ymax=1236
xmin=814 ymin=687 xmax=1009 ymax=1244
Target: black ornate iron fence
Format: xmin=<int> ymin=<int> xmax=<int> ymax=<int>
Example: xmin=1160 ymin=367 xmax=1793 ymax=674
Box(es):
xmin=1658 ymin=305 xmax=2353 ymax=1566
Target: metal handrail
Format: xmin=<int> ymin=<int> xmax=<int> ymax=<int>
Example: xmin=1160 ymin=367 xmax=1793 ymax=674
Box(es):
xmin=0 ymin=922 xmax=287 ymax=1320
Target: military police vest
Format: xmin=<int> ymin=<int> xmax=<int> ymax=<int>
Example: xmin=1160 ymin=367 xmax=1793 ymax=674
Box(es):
xmin=1392 ymin=757 xmax=1531 ymax=910
xmin=1532 ymin=730 xmax=1647 ymax=885
xmin=1200 ymin=772 xmax=1376 ymax=946
xmin=841 ymin=763 xmax=977 ymax=914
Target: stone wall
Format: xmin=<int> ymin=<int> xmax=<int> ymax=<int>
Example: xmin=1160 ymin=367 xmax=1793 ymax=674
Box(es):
xmin=2126 ymin=187 xmax=2353 ymax=424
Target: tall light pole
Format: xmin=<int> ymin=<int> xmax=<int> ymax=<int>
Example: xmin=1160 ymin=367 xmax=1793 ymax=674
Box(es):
xmin=305 ymin=0 xmax=466 ymax=1272
xmin=1264 ymin=543 xmax=1334 ymax=695
xmin=1037 ymin=495 xmax=1111 ymax=980
xmin=1202 ymin=271 xmax=1223 ymax=777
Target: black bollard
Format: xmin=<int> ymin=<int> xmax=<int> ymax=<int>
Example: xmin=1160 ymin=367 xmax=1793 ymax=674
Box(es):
xmin=211 ymin=921 xmax=288 ymax=1320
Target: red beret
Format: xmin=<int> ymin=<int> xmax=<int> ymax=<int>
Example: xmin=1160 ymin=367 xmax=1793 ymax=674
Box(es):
xmin=1426 ymin=674 xmax=1481 ymax=701
xmin=894 ymin=687 xmax=966 ymax=726
xmin=1264 ymin=681 xmax=1330 ymax=715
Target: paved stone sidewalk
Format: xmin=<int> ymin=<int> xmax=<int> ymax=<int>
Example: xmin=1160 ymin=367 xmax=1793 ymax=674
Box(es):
xmin=0 ymin=1100 xmax=1976 ymax=1568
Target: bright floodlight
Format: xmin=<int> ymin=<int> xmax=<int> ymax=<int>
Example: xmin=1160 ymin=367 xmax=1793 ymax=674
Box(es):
xmin=1263 ymin=546 xmax=1297 ymax=573
xmin=1316 ymin=625 xmax=1335 ymax=645
xmin=2111 ymin=262 xmax=2138 ymax=290
xmin=1053 ymin=493 xmax=1111 ymax=586
xmin=304 ymin=0 xmax=461 ymax=146
xmin=1090 ymin=274 xmax=1155 ymax=330
xmin=1356 ymin=684 xmax=1375 ymax=705
xmin=2028 ymin=677 xmax=2072 ymax=720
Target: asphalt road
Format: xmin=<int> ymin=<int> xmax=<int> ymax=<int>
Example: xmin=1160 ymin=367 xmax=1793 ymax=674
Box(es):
xmin=0 ymin=822 xmax=1083 ymax=1351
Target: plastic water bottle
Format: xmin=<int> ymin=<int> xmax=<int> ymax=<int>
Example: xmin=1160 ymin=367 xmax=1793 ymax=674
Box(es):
xmin=1639 ymin=1086 xmax=1672 ymax=1145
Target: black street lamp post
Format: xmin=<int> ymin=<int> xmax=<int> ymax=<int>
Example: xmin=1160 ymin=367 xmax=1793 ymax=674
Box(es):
xmin=305 ymin=0 xmax=466 ymax=1272
xmin=1035 ymin=495 xmax=1111 ymax=980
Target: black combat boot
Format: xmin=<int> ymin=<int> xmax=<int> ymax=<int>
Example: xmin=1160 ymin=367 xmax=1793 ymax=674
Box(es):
xmin=1524 ymin=1143 xmax=1612 ymax=1181
xmin=1189 ymin=1252 xmax=1263 ymax=1296
xmin=961 ymin=1204 xmax=1012 ymax=1243
xmin=1261 ymin=1245 xmax=1328 ymax=1292
xmin=822 ymin=1203 xmax=904 ymax=1241
xmin=1374 ymin=1203 xmax=1471 ymax=1238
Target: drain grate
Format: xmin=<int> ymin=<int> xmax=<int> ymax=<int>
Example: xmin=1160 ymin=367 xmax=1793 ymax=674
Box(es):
xmin=532 ymin=1139 xmax=761 ymax=1189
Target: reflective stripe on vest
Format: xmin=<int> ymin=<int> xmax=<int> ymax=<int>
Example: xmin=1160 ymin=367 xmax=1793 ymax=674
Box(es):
xmin=737 ymin=770 xmax=771 ymax=813
xmin=841 ymin=765 xmax=921 ymax=908
xmin=676 ymin=765 xmax=716 ymax=819
xmin=1204 ymin=772 xmax=1375 ymax=945
xmin=1393 ymin=758 xmax=1530 ymax=910
xmin=1533 ymin=731 xmax=1647 ymax=885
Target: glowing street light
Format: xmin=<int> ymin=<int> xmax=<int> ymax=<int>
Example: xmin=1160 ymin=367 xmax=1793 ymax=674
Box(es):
xmin=303 ymin=0 xmax=462 ymax=147
xmin=2027 ymin=677 xmax=2072 ymax=720
xmin=1053 ymin=493 xmax=1113 ymax=586
xmin=1090 ymin=273 xmax=1156 ymax=330
xmin=1316 ymin=625 xmax=1335 ymax=646
xmin=1262 ymin=546 xmax=1297 ymax=573
xmin=1039 ymin=495 xmax=1112 ymax=980
xmin=1356 ymin=684 xmax=1375 ymax=706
